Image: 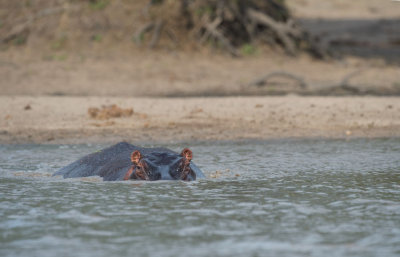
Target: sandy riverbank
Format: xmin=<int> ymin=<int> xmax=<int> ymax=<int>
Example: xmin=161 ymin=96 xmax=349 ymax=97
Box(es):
xmin=1 ymin=96 xmax=399 ymax=144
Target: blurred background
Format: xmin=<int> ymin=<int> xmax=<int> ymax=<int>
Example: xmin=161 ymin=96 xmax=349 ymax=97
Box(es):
xmin=1 ymin=0 xmax=399 ymax=97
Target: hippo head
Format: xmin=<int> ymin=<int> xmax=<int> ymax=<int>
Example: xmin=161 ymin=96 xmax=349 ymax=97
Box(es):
xmin=124 ymin=148 xmax=197 ymax=181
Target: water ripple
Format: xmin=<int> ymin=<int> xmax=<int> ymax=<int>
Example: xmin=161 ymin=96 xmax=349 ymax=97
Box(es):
xmin=1 ymin=139 xmax=400 ymax=257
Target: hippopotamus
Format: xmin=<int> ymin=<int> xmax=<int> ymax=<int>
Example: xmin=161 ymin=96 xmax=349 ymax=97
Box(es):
xmin=54 ymin=142 xmax=205 ymax=181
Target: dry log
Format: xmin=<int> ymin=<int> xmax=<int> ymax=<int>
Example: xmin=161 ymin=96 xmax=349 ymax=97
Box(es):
xmin=249 ymin=71 xmax=307 ymax=89
xmin=134 ymin=23 xmax=155 ymax=45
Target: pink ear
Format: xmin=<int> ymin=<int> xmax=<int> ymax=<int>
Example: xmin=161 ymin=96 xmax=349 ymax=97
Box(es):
xmin=131 ymin=150 xmax=142 ymax=164
xmin=181 ymin=148 xmax=193 ymax=161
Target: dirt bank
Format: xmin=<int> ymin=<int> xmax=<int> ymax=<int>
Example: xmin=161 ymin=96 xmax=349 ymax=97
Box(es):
xmin=1 ymin=96 xmax=399 ymax=144
xmin=1 ymin=51 xmax=400 ymax=97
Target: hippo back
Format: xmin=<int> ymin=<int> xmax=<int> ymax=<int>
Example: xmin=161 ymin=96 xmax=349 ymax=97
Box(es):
xmin=54 ymin=142 xmax=172 ymax=179
xmin=54 ymin=142 xmax=205 ymax=181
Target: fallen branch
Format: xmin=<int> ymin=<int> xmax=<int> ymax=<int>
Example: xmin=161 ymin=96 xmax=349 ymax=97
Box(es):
xmin=246 ymin=8 xmax=301 ymax=55
xmin=340 ymin=68 xmax=367 ymax=87
xmin=149 ymin=19 xmax=165 ymax=48
xmin=165 ymin=28 xmax=179 ymax=47
xmin=2 ymin=7 xmax=66 ymax=43
xmin=199 ymin=17 xmax=222 ymax=44
xmin=203 ymin=17 xmax=239 ymax=57
xmin=249 ymin=71 xmax=307 ymax=89
xmin=248 ymin=69 xmax=370 ymax=95
xmin=134 ymin=22 xmax=155 ymax=45
xmin=328 ymin=68 xmax=368 ymax=93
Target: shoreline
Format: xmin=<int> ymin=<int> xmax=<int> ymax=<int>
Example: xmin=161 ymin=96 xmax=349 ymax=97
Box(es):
xmin=1 ymin=96 xmax=399 ymax=144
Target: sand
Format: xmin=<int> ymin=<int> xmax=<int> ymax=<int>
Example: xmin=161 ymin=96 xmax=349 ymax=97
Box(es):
xmin=1 ymin=96 xmax=399 ymax=144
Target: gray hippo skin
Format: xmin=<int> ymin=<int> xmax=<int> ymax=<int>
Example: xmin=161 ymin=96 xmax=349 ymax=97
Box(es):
xmin=53 ymin=142 xmax=205 ymax=181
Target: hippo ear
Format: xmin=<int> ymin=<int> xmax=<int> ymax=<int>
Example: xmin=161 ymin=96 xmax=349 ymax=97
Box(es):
xmin=181 ymin=148 xmax=193 ymax=161
xmin=131 ymin=150 xmax=142 ymax=165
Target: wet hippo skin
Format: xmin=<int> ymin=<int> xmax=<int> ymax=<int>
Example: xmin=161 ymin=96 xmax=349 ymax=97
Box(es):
xmin=53 ymin=142 xmax=205 ymax=181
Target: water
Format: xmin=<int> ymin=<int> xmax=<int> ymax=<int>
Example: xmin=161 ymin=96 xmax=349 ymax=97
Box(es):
xmin=1 ymin=139 xmax=400 ymax=257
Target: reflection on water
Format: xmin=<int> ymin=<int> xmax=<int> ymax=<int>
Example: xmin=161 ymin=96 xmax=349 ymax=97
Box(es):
xmin=1 ymin=139 xmax=400 ymax=257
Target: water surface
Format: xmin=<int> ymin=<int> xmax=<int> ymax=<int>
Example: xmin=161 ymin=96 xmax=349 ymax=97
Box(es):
xmin=1 ymin=139 xmax=400 ymax=257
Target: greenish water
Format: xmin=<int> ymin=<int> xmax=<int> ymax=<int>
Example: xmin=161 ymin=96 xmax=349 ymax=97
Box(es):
xmin=1 ymin=139 xmax=400 ymax=257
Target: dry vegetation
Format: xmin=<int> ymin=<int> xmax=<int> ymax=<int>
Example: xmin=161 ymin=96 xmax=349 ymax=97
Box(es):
xmin=0 ymin=0 xmax=324 ymax=56
xmin=1 ymin=0 xmax=398 ymax=97
xmin=136 ymin=0 xmax=325 ymax=57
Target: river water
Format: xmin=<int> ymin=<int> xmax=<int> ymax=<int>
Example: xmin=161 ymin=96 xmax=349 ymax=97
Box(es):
xmin=1 ymin=139 xmax=399 ymax=257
